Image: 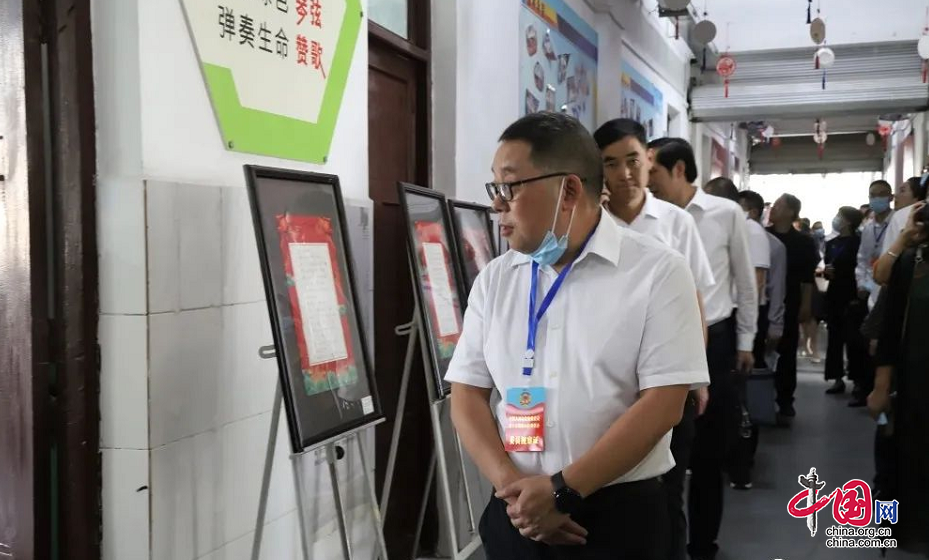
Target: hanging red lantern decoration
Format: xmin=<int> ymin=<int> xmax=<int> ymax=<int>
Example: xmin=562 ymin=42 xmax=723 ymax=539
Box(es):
xmin=813 ymin=119 xmax=828 ymax=160
xmin=717 ymin=54 xmax=737 ymax=98
xmin=878 ymin=121 xmax=893 ymax=150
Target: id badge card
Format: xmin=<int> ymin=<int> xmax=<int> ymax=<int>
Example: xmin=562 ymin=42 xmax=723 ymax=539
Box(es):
xmin=504 ymin=387 xmax=546 ymax=452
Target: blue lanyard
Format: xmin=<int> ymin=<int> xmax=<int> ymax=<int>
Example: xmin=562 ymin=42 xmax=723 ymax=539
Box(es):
xmin=522 ymin=226 xmax=597 ymax=376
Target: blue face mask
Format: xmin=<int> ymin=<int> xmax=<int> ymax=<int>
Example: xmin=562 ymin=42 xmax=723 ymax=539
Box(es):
xmin=528 ymin=179 xmax=576 ymax=267
xmin=832 ymin=216 xmax=844 ymax=233
xmin=813 ymin=228 xmax=825 ymax=240
xmin=870 ymin=196 xmax=891 ymax=214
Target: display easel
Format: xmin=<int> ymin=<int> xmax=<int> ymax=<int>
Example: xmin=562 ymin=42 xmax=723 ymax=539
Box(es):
xmin=251 ymin=346 xmax=390 ymax=560
xmin=378 ymin=259 xmax=482 ymax=560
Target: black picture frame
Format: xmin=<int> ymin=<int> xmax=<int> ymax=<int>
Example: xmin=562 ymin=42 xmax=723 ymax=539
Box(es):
xmin=447 ymin=200 xmax=497 ymax=298
xmin=397 ymin=183 xmax=466 ymax=401
xmin=245 ymin=165 xmax=383 ymax=453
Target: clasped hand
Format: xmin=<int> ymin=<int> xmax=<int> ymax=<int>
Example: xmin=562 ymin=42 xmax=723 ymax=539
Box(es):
xmin=495 ymin=475 xmax=588 ymax=546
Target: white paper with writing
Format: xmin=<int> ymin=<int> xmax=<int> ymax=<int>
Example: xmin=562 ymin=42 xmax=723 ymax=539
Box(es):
xmin=422 ymin=242 xmax=460 ymax=337
xmin=289 ymin=243 xmax=349 ymax=366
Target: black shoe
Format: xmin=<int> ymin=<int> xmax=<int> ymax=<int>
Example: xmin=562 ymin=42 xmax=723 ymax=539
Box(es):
xmin=826 ymin=379 xmax=846 ymax=394
xmin=848 ymin=397 xmax=867 ymax=408
xmin=779 ymin=404 xmax=796 ymax=417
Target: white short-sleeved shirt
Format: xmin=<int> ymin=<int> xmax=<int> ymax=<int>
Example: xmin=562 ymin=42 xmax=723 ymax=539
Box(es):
xmin=882 ymin=206 xmax=915 ymax=254
xmin=445 ymin=210 xmax=709 ymax=484
xmin=746 ymin=219 xmax=772 ymax=270
xmin=746 ymin=219 xmax=772 ymax=304
xmin=685 ymin=187 xmax=758 ymax=352
xmin=612 ymin=191 xmax=716 ymax=295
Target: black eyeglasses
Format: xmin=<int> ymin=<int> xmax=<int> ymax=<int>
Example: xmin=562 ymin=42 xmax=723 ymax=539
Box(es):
xmin=485 ymin=172 xmax=575 ymax=202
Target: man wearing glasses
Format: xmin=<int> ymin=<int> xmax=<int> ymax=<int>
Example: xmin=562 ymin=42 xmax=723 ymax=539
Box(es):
xmin=446 ymin=112 xmax=709 ymax=559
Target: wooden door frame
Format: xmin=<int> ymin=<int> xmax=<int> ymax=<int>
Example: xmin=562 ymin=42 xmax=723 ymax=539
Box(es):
xmin=44 ymin=0 xmax=100 ymax=557
xmin=0 ymin=0 xmax=99 ymax=558
xmin=369 ymin=0 xmax=431 ymax=190
xmin=0 ymin=0 xmax=53 ymax=557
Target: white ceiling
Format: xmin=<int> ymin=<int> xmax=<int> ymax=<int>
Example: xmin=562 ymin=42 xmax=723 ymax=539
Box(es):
xmin=700 ymin=0 xmax=928 ymax=52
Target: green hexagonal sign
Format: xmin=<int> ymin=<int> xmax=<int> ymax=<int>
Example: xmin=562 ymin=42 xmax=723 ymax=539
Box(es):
xmin=179 ymin=0 xmax=361 ymax=163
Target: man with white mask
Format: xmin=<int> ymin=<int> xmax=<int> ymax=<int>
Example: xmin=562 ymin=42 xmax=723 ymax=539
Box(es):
xmin=446 ymin=112 xmax=709 ymax=559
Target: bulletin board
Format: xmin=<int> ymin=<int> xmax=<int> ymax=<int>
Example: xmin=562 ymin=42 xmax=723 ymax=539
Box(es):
xmin=519 ymin=0 xmax=598 ymax=130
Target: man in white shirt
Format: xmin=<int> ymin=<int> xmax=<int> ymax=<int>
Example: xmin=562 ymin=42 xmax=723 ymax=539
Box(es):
xmin=706 ymin=178 xmax=770 ymax=299
xmin=735 ymin=189 xmax=787 ymax=489
xmin=648 ymin=138 xmax=757 ymax=560
xmin=847 ymin=180 xmax=894 ymax=407
xmin=594 ymin=118 xmax=714 ymax=560
xmin=447 ymin=112 xmax=709 ymax=559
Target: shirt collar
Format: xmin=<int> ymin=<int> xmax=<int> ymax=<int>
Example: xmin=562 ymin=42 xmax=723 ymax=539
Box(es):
xmin=685 ymin=186 xmax=709 ymax=211
xmin=641 ymin=190 xmax=669 ymax=220
xmin=510 ymin=209 xmax=622 ymax=269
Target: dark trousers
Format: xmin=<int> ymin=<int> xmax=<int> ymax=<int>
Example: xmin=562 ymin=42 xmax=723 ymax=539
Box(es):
xmin=667 ymin=398 xmax=696 ymax=560
xmin=845 ymin=299 xmax=874 ymax=396
xmin=825 ymin=300 xmax=871 ymax=382
xmin=752 ymin=304 xmax=770 ymax=368
xmin=775 ymin=313 xmax=800 ymax=408
xmin=688 ymin=317 xmax=738 ymax=558
xmin=479 ymin=479 xmax=670 ymax=560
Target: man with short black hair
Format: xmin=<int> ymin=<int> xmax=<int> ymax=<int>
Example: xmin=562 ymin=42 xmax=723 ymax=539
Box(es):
xmin=448 ymin=113 xmax=709 ymax=559
xmin=767 ymin=194 xmax=819 ymax=420
xmin=595 ymin=118 xmax=714 ymax=560
xmin=733 ymin=190 xmax=787 ymax=489
xmin=850 ymin=180 xmax=894 ymax=406
xmin=649 ymin=138 xmax=757 ymax=560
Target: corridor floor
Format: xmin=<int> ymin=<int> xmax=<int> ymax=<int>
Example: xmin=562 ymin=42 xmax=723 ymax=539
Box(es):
xmin=715 ymin=356 xmax=926 ymax=560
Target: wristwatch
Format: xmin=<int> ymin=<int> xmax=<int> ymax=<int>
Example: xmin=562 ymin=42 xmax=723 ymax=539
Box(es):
xmin=550 ymin=471 xmax=583 ymax=515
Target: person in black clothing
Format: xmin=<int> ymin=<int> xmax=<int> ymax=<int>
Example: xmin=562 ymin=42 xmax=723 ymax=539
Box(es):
xmin=767 ymin=194 xmax=818 ymax=421
xmin=823 ymin=206 xmax=865 ymax=393
xmin=868 ymin=203 xmax=929 ymax=555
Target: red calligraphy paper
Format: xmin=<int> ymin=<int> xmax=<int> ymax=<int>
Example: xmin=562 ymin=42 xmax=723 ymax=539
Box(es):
xmin=277 ymin=213 xmax=359 ymax=396
xmin=414 ymin=221 xmax=462 ymax=358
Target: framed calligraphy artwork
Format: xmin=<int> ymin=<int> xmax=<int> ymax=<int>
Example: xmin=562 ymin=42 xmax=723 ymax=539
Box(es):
xmin=447 ymin=200 xmax=497 ymax=298
xmin=398 ymin=184 xmax=466 ymax=400
xmin=246 ymin=165 xmax=382 ymax=452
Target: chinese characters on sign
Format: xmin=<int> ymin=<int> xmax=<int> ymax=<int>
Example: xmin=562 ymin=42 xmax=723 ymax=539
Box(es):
xmin=217 ymin=2 xmax=325 ymax=72
xmin=181 ymin=0 xmax=360 ymax=162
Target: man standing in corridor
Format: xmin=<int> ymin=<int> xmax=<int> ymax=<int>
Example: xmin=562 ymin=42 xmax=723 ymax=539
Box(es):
xmin=648 ymin=138 xmax=757 ymax=560
xmin=447 ymin=113 xmax=709 ymax=559
xmin=766 ymin=194 xmax=818 ymax=421
xmin=594 ymin=118 xmax=714 ymax=560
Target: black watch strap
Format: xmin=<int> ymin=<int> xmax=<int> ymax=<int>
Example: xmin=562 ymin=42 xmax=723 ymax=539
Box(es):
xmin=551 ymin=470 xmax=568 ymax=492
xmin=551 ymin=471 xmax=583 ymax=515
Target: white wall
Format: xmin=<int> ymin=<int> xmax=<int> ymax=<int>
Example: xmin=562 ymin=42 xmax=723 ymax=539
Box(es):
xmin=453 ymin=0 xmax=693 ymax=204
xmin=94 ymin=0 xmax=377 ymax=558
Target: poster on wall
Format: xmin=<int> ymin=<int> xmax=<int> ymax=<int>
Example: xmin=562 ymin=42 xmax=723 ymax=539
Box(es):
xmin=519 ymin=0 xmax=598 ymax=130
xmin=710 ymin=138 xmax=729 ymax=180
xmin=245 ymin=166 xmax=383 ymax=453
xmin=398 ymin=184 xmax=466 ymax=400
xmin=620 ymin=61 xmax=666 ymax=141
xmin=180 ymin=0 xmax=362 ymax=163
xmin=448 ymin=200 xmax=496 ymax=298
